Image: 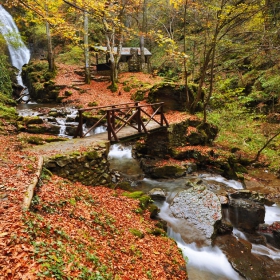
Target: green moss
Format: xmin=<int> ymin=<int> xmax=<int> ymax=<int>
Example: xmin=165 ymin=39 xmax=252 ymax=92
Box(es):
xmin=123 ymin=191 xmax=152 ymax=211
xmin=0 ymin=54 xmax=13 ymax=96
xmin=70 ymin=151 xmax=81 ymax=156
xmin=131 ymin=91 xmax=145 ymax=101
xmin=85 ymin=151 xmax=99 ymax=160
xmin=25 ymin=136 xmax=44 ymax=145
xmin=129 ymin=228 xmax=144 ymax=238
xmin=148 ymin=204 xmax=160 ymax=219
xmin=139 ymin=195 xmax=152 ymax=209
xmin=53 ymin=154 xmax=65 ymax=159
xmin=122 ymin=191 xmax=144 ymax=199
xmin=147 ymin=228 xmax=166 ymax=237
xmin=123 ymin=86 xmax=131 ymax=92
xmin=107 ymin=83 xmax=118 ymax=92
xmin=88 ymin=101 xmax=98 ymax=107
xmin=116 ymin=181 xmax=132 ymax=191
xmin=45 ymin=137 xmax=68 ymax=143
xmin=56 ymin=46 xmax=84 ymax=65
xmin=0 ymin=104 xmax=17 ymax=120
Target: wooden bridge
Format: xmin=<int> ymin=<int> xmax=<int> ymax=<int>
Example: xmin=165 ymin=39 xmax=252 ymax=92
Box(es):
xmin=74 ymin=102 xmax=169 ymax=142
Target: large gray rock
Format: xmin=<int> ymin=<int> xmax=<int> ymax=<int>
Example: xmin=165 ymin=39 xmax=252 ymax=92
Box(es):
xmin=170 ymin=185 xmax=222 ymax=239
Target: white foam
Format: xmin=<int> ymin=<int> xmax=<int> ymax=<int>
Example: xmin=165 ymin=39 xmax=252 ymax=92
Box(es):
xmin=108 ymin=144 xmax=132 ymax=159
xmin=201 ymin=174 xmax=244 ymax=189
xmin=168 ymin=228 xmax=242 ymax=280
xmin=265 ymin=204 xmax=280 ymax=224
xmin=252 ymin=244 xmax=280 ymax=260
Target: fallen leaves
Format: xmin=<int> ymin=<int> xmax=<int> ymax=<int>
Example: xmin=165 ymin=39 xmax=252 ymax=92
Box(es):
xmin=0 ymin=66 xmax=190 ymax=279
xmin=0 ymin=134 xmax=187 ymax=279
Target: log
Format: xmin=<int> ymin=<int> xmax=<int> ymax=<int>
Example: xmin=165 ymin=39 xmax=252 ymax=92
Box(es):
xmin=22 ymin=156 xmax=44 ymax=210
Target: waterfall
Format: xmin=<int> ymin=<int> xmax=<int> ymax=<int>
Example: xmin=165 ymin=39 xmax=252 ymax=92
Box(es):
xmin=0 ymin=5 xmax=30 ymax=70
xmin=0 ymin=5 xmax=30 ymax=102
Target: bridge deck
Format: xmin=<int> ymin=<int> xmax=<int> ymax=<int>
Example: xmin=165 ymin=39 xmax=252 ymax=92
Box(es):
xmin=30 ymin=121 xmax=165 ymax=156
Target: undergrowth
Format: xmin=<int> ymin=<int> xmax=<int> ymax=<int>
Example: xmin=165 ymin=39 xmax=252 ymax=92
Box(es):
xmin=200 ymin=103 xmax=280 ymax=171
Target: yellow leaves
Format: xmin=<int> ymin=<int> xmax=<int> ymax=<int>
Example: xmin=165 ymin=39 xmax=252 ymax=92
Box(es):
xmin=0 ymin=232 xmax=9 ymax=237
xmin=169 ymin=0 xmax=185 ymax=10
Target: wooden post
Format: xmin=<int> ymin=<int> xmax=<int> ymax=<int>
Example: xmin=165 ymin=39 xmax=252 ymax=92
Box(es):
xmin=137 ymin=106 xmax=141 ymax=132
xmin=107 ymin=109 xmax=118 ymax=141
xmin=74 ymin=110 xmax=84 ymax=138
xmin=107 ymin=110 xmax=112 ymax=141
xmin=160 ymin=103 xmax=164 ymax=126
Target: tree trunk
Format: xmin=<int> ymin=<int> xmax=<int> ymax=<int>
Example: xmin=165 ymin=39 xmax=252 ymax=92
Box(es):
xmin=140 ymin=35 xmax=145 ymax=70
xmin=45 ymin=6 xmax=55 ymax=72
xmin=140 ymin=0 xmax=147 ymax=71
xmin=183 ymin=0 xmax=190 ymax=110
xmin=84 ymin=11 xmax=91 ymax=84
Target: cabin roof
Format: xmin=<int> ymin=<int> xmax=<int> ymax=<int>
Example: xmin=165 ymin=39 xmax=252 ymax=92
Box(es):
xmin=94 ymin=46 xmax=152 ymax=56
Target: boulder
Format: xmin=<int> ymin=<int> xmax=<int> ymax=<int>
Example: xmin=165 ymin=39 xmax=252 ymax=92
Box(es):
xmin=170 ymin=185 xmax=222 ymax=239
xmin=228 ymin=190 xmax=265 ymax=232
xmin=258 ymin=221 xmax=280 ymax=249
xmin=148 ymin=188 xmax=167 ymax=201
xmin=214 ymin=234 xmax=268 ymax=280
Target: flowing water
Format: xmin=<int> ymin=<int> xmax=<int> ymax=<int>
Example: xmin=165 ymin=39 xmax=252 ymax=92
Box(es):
xmin=108 ymin=144 xmax=280 ymax=280
xmin=0 ymin=5 xmax=30 ymax=101
xmin=17 ymin=103 xmax=108 ymax=138
xmin=265 ymin=204 xmax=280 ymax=224
xmin=0 ymin=5 xmax=30 ymax=69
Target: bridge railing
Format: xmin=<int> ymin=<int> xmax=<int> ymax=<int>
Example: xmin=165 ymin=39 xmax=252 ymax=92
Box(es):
xmin=74 ymin=102 xmax=169 ymax=141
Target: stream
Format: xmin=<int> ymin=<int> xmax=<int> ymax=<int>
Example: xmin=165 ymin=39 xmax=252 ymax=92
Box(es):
xmin=17 ymin=104 xmax=107 ymax=138
xmin=108 ymin=143 xmax=280 ymax=280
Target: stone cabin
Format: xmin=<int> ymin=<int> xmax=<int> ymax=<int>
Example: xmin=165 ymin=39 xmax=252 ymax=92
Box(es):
xmin=94 ymin=47 xmax=152 ymax=73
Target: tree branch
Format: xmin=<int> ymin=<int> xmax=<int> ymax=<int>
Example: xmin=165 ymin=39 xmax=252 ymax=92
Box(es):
xmin=252 ymin=130 xmax=280 ymax=163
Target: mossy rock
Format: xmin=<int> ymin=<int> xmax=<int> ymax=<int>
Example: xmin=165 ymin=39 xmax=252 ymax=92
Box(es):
xmin=151 ymin=165 xmax=186 ymax=179
xmin=23 ymin=116 xmax=44 ymax=125
xmin=148 ymin=227 xmax=166 ymax=236
xmin=139 ymin=195 xmax=152 ymax=209
xmin=123 ymin=191 xmax=144 ymax=199
xmin=45 ymin=137 xmax=68 ymax=143
xmin=0 ymin=105 xmax=17 ymax=120
xmin=26 ymin=124 xmax=48 ymax=134
xmin=85 ymin=151 xmax=99 ymax=160
xmin=48 ymin=90 xmax=60 ymax=99
xmin=117 ymin=181 xmax=133 ymax=191
xmin=186 ymin=131 xmax=207 ymax=145
xmin=233 ymin=163 xmax=248 ymax=174
xmin=83 ymin=113 xmax=106 ymax=126
xmin=56 ymin=96 xmax=67 ymax=103
xmin=43 ymin=71 xmax=56 ymax=81
xmin=131 ymin=91 xmax=145 ymax=101
xmin=64 ymin=90 xmax=73 ymax=97
xmin=123 ymin=191 xmax=152 ymax=211
xmin=24 ymin=136 xmax=44 ymax=145
xmin=148 ymin=204 xmax=160 ymax=219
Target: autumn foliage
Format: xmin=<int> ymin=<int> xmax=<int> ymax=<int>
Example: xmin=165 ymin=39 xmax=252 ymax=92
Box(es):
xmin=0 ymin=66 xmax=188 ymax=279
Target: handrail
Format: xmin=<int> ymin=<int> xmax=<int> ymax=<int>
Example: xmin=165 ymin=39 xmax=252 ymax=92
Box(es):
xmin=78 ymin=102 xmax=139 ymax=113
xmin=74 ymin=102 xmax=169 ymax=141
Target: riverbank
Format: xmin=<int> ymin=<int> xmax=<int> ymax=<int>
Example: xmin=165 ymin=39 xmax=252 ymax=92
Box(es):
xmin=0 ymin=132 xmax=187 ymax=279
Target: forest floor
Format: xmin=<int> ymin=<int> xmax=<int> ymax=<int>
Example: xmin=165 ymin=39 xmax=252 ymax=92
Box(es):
xmin=0 ymin=65 xmax=189 ymax=279
xmin=1 ymin=63 xmax=279 ymax=279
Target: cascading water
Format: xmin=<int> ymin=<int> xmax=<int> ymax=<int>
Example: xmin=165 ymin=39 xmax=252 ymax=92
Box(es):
xmin=107 ymin=144 xmax=280 ymax=279
xmin=0 ymin=5 xmax=30 ymax=100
